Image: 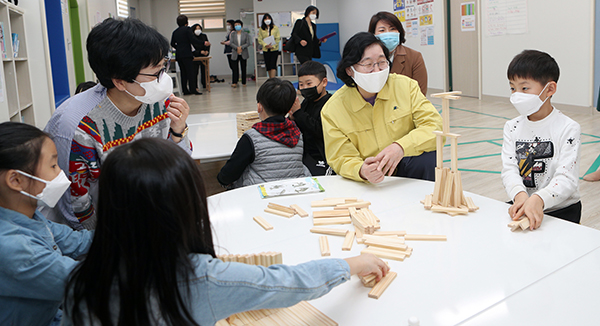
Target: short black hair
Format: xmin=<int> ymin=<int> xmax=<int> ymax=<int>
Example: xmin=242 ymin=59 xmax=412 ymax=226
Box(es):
xmin=507 ymin=50 xmax=560 ymax=85
xmin=305 ymin=5 xmax=319 ymax=18
xmin=256 ymin=78 xmax=296 ymax=116
xmin=87 ymin=18 xmax=169 ymax=89
xmin=368 ymin=11 xmax=406 ymax=44
xmin=337 ymin=32 xmax=389 ymax=87
xmin=298 ymin=61 xmax=326 ymax=81
xmin=235 ymin=20 xmax=243 ymax=27
xmin=75 ymin=81 xmax=97 ymax=94
xmin=176 ymin=15 xmax=188 ymax=27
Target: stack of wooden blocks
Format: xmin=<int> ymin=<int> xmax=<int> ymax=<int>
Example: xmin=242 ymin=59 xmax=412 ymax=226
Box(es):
xmin=508 ymin=217 xmax=530 ymax=231
xmin=218 ymin=252 xmax=283 ymax=267
xmin=215 ymin=301 xmax=338 ymax=326
xmin=236 ymin=111 xmax=261 ymax=138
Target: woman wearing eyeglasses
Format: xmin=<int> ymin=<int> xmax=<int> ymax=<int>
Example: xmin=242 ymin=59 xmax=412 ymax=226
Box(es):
xmin=321 ymin=32 xmax=442 ymax=184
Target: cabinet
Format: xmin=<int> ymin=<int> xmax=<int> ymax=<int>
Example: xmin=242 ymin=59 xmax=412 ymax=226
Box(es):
xmin=255 ymin=37 xmax=300 ymax=82
xmin=0 ymin=0 xmax=34 ymax=125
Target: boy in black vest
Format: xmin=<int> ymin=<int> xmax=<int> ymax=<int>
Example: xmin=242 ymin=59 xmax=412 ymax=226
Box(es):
xmin=218 ymin=78 xmax=310 ymax=188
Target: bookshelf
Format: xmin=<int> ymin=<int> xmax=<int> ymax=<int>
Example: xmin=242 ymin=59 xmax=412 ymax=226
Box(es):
xmin=0 ymin=0 xmax=34 ymax=125
xmin=255 ymin=37 xmax=300 ymax=82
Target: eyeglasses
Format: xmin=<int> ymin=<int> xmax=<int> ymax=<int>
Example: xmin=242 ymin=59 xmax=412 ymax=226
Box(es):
xmin=138 ymin=57 xmax=171 ymax=82
xmin=354 ymin=60 xmax=390 ymax=73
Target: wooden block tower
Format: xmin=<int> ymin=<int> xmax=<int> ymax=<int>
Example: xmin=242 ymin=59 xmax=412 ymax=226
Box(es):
xmin=422 ymin=91 xmax=479 ymax=216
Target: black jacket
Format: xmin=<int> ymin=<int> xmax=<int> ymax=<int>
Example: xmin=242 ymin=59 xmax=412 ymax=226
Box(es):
xmin=291 ymin=18 xmax=321 ymax=59
xmin=192 ymin=33 xmax=211 ymax=57
xmin=171 ymin=26 xmax=203 ymax=59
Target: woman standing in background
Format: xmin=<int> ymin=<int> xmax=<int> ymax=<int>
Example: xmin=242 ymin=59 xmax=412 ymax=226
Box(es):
xmin=257 ymin=14 xmax=281 ymax=79
xmin=191 ymin=23 xmax=211 ymax=92
xmin=229 ymin=20 xmax=251 ymax=88
xmin=291 ymin=5 xmax=322 ymax=64
xmin=220 ymin=20 xmax=236 ymax=86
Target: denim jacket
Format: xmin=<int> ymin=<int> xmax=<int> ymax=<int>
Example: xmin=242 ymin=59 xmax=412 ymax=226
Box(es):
xmin=0 ymin=206 xmax=93 ymax=326
xmin=63 ymin=254 xmax=351 ymax=325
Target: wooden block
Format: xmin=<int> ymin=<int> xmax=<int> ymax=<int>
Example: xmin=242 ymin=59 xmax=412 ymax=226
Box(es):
xmin=508 ymin=219 xmax=521 ymax=231
xmin=519 ymin=218 xmax=531 ymax=230
xmin=267 ymin=202 xmax=296 ymax=215
xmin=432 ymin=130 xmax=462 ymax=138
xmin=436 ymin=134 xmax=444 ymax=167
xmin=313 ymin=210 xmax=350 ymax=218
xmin=465 ymin=197 xmax=479 ymax=212
xmin=313 ymin=217 xmax=352 ymax=226
xmin=364 ymin=238 xmax=408 ymax=251
xmin=290 ymin=204 xmax=309 ymax=217
xmin=450 ymin=137 xmax=459 ymax=172
xmin=342 ymin=231 xmax=355 ymax=251
xmin=374 ymin=230 xmax=407 ymax=237
xmin=275 ymin=252 xmax=283 ymax=264
xmin=431 ymin=204 xmax=468 ymax=215
xmin=324 ymin=197 xmax=357 ymax=202
xmin=441 ymin=171 xmax=455 ymax=207
xmin=335 ymin=201 xmax=371 ymax=209
xmin=311 ymin=199 xmax=345 ymax=207
xmin=368 ymin=271 xmax=397 ymax=299
xmin=310 ymin=227 xmax=349 ymax=237
xmin=431 ymin=90 xmax=462 ymax=97
xmin=404 ymin=234 xmax=447 ymax=241
xmin=264 ymin=207 xmax=294 ymax=218
xmin=363 ymin=234 xmax=405 ymax=243
xmin=355 ymin=227 xmax=365 ymax=244
xmin=293 ymin=301 xmax=338 ymax=326
xmin=452 ymin=171 xmax=463 ymax=208
xmin=362 ymin=208 xmax=380 ymax=223
xmin=359 ymin=273 xmax=377 ymax=287
xmin=361 ymin=248 xmax=406 ymax=261
xmin=319 ymin=236 xmax=330 ymax=256
xmin=253 ymin=216 xmax=273 ymax=231
xmin=424 ymin=194 xmax=433 ymax=209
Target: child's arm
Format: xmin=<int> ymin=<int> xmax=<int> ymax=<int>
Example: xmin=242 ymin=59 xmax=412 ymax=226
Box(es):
xmin=501 ymin=120 xmax=528 ymax=202
xmin=291 ymin=100 xmax=325 ymax=142
xmin=47 ymin=219 xmax=93 ymax=260
xmin=217 ymin=134 xmax=255 ymax=186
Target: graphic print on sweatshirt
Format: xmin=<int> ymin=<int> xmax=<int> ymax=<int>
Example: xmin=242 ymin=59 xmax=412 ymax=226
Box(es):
xmin=515 ymin=138 xmax=554 ymax=188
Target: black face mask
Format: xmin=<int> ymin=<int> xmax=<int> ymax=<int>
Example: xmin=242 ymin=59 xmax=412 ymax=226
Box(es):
xmin=300 ymin=84 xmax=323 ymax=102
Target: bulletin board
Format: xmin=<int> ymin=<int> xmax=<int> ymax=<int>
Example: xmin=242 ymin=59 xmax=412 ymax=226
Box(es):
xmin=257 ymin=12 xmax=292 ymax=29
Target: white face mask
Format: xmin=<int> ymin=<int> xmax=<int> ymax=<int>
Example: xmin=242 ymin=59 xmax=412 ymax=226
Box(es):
xmin=17 ymin=170 xmax=71 ymax=208
xmin=510 ymin=83 xmax=550 ymax=116
xmin=264 ymin=20 xmax=271 ymax=25
xmin=309 ymin=14 xmax=317 ymax=21
xmin=351 ymin=66 xmax=390 ymax=94
xmin=226 ymin=25 xmax=232 ymax=31
xmin=126 ymin=71 xmax=173 ymax=104
xmin=194 ymin=29 xmax=201 ymax=36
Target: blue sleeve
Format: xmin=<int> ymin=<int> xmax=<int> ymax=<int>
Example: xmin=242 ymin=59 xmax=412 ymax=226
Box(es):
xmin=204 ymin=258 xmax=350 ymax=322
xmin=47 ymin=219 xmax=93 ymax=259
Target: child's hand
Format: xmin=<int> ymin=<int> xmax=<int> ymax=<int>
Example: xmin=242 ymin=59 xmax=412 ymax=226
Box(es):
xmin=509 ymin=191 xmax=529 ymax=219
xmin=344 ymin=254 xmax=389 ymax=282
xmin=360 ymin=157 xmax=385 ymax=183
xmin=289 ymin=97 xmax=301 ymax=115
xmin=514 ymin=194 xmax=545 ymax=230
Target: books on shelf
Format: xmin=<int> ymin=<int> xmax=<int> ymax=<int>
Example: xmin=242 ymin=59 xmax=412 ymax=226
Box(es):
xmin=11 ymin=33 xmax=18 ymax=58
xmin=0 ymin=22 xmax=5 ymax=58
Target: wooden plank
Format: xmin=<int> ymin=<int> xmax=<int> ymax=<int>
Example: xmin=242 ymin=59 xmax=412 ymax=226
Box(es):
xmin=430 ymin=90 xmax=462 ymax=97
xmin=364 ymin=239 xmax=408 ymax=251
xmin=361 ymin=248 xmax=406 ymax=261
xmin=436 ymin=134 xmax=444 ymax=167
xmin=451 ymin=137 xmax=459 ymax=172
xmin=264 ymin=208 xmax=294 ymax=218
xmin=319 ymin=236 xmax=330 ymax=256
xmin=355 ymin=227 xmax=365 ymax=244
xmin=313 ymin=210 xmax=350 ymax=218
xmin=324 ymin=197 xmax=357 ymax=202
xmin=519 ymin=217 xmax=531 ymax=230
xmin=432 ymin=130 xmax=461 ymax=138
xmin=368 ymin=271 xmax=398 ymax=299
xmin=342 ymin=231 xmax=355 ymax=251
xmin=310 ymin=227 xmax=349 ymax=237
xmin=442 ymin=97 xmax=450 ymax=133
xmin=268 ymin=202 xmax=296 ymax=215
xmin=430 ymin=204 xmax=468 ymax=215
xmin=313 ymin=217 xmax=352 ymax=226
xmin=311 ymin=199 xmax=345 ymax=207
xmin=335 ymin=201 xmax=371 ymax=209
xmin=374 ymin=230 xmax=407 ymax=237
xmin=290 ymin=204 xmax=309 ymax=217
xmin=363 ymin=234 xmax=405 ymax=244
xmin=453 ymin=171 xmax=463 ymax=208
xmin=441 ymin=171 xmax=455 ymax=207
xmin=404 ymin=234 xmax=447 ymax=241
xmin=424 ymin=194 xmax=433 ymax=210
xmin=359 ymin=273 xmax=377 ymax=288
xmin=465 ymin=197 xmax=479 ymax=212
xmin=253 ymin=216 xmax=273 ymax=231
xmin=508 ymin=219 xmax=521 ymax=231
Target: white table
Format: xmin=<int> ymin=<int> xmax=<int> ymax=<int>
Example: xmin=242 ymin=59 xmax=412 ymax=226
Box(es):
xmin=207 ymin=176 xmax=600 ymax=325
xmin=187 ymin=113 xmax=238 ymax=163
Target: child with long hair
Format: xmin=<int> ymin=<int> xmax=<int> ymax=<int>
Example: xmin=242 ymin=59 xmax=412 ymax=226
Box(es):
xmin=64 ymin=138 xmax=388 ymax=326
xmin=0 ymin=122 xmax=93 ymax=326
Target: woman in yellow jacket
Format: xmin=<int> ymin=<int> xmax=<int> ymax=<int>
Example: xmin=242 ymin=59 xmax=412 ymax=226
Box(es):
xmin=321 ymin=32 xmax=442 ymax=184
xmin=257 ymin=14 xmax=281 ymax=78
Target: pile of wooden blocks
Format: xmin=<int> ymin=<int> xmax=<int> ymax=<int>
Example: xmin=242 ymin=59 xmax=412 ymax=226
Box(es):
xmin=236 ymin=111 xmax=261 ymax=138
xmin=264 ymin=202 xmax=308 ymax=218
xmin=218 ymin=252 xmax=283 ymax=267
xmin=215 ymin=301 xmax=337 ymax=326
xmin=508 ymin=217 xmax=530 ymax=231
xmin=310 ymin=198 xmax=376 ymax=228
xmin=359 ymin=271 xmax=398 ymax=299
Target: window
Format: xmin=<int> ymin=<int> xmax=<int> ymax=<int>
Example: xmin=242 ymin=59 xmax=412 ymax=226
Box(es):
xmin=179 ymin=0 xmax=225 ymax=29
xmin=116 ymin=0 xmax=129 ymax=18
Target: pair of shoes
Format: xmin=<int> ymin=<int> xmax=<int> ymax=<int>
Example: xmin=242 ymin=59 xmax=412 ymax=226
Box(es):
xmin=231 ymin=84 xmax=237 ymax=88
xmin=191 ymin=91 xmax=202 ymax=95
xmin=182 ymin=92 xmax=191 ymax=95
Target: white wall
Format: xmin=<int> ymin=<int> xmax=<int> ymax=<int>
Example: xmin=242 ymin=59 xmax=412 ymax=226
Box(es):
xmin=481 ymin=0 xmax=595 ymax=107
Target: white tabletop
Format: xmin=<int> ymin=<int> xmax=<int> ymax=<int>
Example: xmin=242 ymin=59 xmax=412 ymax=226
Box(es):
xmin=207 ymin=176 xmax=600 ymax=326
xmin=187 ymin=113 xmax=238 ymax=162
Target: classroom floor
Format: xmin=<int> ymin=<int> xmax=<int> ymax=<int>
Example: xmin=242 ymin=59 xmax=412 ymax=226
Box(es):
xmin=185 ymin=79 xmax=600 ymax=230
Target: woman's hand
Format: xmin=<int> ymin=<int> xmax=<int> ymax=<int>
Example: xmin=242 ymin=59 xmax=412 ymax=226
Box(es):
xmin=237 ymin=47 xmax=242 ymax=54
xmin=344 ymin=254 xmax=390 ymax=282
xmin=205 ymin=41 xmax=211 ymax=46
xmin=300 ymin=40 xmax=308 ymax=47
xmin=265 ymin=44 xmax=273 ymax=49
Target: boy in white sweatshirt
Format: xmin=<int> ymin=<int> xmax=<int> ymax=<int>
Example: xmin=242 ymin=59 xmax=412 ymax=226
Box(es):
xmin=502 ymin=50 xmax=581 ymax=230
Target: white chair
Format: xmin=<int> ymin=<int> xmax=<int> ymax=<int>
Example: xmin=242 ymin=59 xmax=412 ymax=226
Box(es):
xmin=168 ymin=61 xmax=183 ymax=96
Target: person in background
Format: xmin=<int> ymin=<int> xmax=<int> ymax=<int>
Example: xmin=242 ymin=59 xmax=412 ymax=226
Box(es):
xmin=75 ymin=81 xmax=97 ymax=94
xmin=0 ymin=122 xmax=93 ymax=326
xmin=220 ymin=19 xmax=236 ymax=85
xmin=171 ymin=14 xmax=204 ymax=95
xmin=44 ymin=18 xmax=192 ymax=230
xmin=289 ymin=61 xmax=331 ymax=176
xmin=368 ymin=11 xmax=428 ymax=96
xmin=257 ymin=13 xmax=281 ymax=78
xmin=62 ymin=138 xmax=388 ymax=326
xmin=191 ymin=23 xmax=211 ymax=92
xmin=229 ymin=20 xmax=251 ymax=88
xmin=502 ymin=50 xmax=581 ymax=229
xmin=291 ymin=5 xmax=322 ymax=64
xmin=217 ymin=78 xmax=310 ymax=188
xmin=322 ymin=32 xmax=442 ymax=184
